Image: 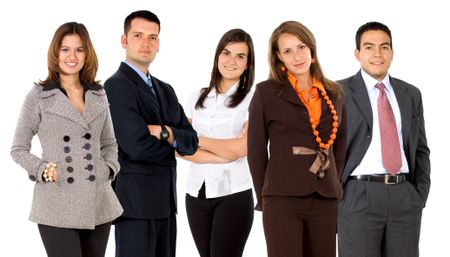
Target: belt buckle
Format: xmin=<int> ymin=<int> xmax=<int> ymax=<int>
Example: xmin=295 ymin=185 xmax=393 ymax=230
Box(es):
xmin=384 ymin=175 xmax=397 ymax=185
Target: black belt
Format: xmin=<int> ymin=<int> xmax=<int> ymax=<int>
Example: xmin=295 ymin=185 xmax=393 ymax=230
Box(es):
xmin=350 ymin=174 xmax=407 ymax=185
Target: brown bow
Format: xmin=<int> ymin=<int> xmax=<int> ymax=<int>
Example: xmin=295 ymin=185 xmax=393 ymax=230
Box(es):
xmin=292 ymin=147 xmax=330 ymax=178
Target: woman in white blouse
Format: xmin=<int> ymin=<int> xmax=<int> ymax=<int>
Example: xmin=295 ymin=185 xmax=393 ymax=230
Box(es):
xmin=180 ymin=28 xmax=255 ymax=257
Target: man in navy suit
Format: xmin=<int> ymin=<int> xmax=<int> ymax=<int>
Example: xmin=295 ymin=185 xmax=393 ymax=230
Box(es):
xmin=104 ymin=10 xmax=198 ymax=257
xmin=338 ymin=22 xmax=430 ymax=257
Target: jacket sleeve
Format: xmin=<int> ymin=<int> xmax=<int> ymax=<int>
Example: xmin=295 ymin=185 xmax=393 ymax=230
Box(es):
xmin=247 ymin=86 xmax=269 ymax=211
xmin=100 ymin=93 xmax=120 ymax=179
xmin=333 ymin=97 xmax=347 ymax=180
xmin=170 ymin=103 xmax=198 ymax=156
xmin=105 ymin=78 xmax=176 ymax=164
xmin=10 ymin=85 xmax=47 ymax=182
xmin=413 ymin=90 xmax=431 ymax=205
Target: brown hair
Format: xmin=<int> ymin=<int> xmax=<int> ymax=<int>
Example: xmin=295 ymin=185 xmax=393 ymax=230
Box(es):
xmin=268 ymin=21 xmax=342 ymax=99
xmin=40 ymin=22 xmax=99 ymax=86
xmin=195 ymin=28 xmax=255 ymax=109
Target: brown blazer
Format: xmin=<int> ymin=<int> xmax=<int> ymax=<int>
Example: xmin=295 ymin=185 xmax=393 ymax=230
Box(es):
xmin=247 ymin=80 xmax=346 ymax=210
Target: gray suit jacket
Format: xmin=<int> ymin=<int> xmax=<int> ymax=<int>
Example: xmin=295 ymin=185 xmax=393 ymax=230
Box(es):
xmin=339 ymin=71 xmax=431 ymax=204
xmin=11 ymin=83 xmax=123 ymax=229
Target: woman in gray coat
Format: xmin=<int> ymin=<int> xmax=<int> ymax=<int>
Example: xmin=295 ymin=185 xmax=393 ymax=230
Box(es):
xmin=10 ymin=22 xmax=122 ymax=257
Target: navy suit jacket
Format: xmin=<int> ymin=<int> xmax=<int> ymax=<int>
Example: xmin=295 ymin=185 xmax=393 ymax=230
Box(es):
xmin=339 ymin=71 xmax=430 ymax=204
xmin=104 ymin=62 xmax=198 ymax=219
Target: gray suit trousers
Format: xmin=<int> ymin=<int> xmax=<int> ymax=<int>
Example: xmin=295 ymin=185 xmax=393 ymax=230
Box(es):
xmin=338 ymin=179 xmax=424 ymax=257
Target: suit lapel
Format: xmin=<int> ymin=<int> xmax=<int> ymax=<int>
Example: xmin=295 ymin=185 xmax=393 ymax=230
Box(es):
xmin=152 ymin=77 xmax=167 ymax=121
xmin=120 ymin=63 xmax=161 ymax=109
xmin=280 ymin=82 xmax=306 ymax=107
xmin=119 ymin=63 xmax=162 ymax=123
xmin=350 ymin=72 xmax=373 ymax=131
xmin=41 ymin=89 xmax=89 ymax=129
xmin=391 ymin=78 xmax=411 ymax=149
xmin=83 ymin=90 xmax=107 ymax=125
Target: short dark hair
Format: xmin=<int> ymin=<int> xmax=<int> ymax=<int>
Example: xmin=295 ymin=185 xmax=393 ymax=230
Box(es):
xmin=355 ymin=21 xmax=392 ymax=50
xmin=124 ymin=10 xmax=160 ymax=35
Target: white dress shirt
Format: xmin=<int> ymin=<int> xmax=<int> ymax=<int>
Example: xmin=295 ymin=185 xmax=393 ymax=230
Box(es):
xmin=351 ymin=70 xmax=409 ymax=176
xmin=184 ymin=83 xmax=254 ymax=198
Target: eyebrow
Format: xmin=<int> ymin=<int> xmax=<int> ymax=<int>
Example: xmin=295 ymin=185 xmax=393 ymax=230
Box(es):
xmin=362 ymin=42 xmax=391 ymax=46
xmin=130 ymin=31 xmax=159 ymax=37
xmin=60 ymin=45 xmax=84 ymax=49
xmin=223 ymin=48 xmax=247 ymax=56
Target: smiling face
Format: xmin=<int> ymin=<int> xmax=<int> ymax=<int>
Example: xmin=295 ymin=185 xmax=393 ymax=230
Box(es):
xmin=276 ymin=33 xmax=312 ymax=80
xmin=217 ymin=42 xmax=249 ymax=85
xmin=355 ymin=30 xmax=393 ymax=81
xmin=121 ymin=17 xmax=159 ymax=73
xmin=58 ymin=34 xmax=85 ymax=76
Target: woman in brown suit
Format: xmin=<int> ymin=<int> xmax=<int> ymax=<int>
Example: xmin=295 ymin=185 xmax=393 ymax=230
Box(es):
xmin=247 ymin=21 xmax=346 ymax=257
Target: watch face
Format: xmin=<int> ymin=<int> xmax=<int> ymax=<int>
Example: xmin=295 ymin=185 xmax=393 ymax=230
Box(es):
xmin=160 ymin=129 xmax=169 ymax=140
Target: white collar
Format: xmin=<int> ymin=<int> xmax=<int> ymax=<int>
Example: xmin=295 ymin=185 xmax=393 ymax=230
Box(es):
xmin=361 ymin=69 xmax=392 ymax=93
xmin=207 ymin=81 xmax=240 ymax=97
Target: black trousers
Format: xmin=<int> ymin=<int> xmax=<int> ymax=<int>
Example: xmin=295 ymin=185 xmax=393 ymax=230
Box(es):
xmin=114 ymin=212 xmax=176 ymax=257
xmin=185 ymin=184 xmax=254 ymax=257
xmin=38 ymin=222 xmax=111 ymax=257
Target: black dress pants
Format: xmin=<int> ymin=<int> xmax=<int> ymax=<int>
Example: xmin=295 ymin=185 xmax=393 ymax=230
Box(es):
xmin=114 ymin=212 xmax=176 ymax=257
xmin=185 ymin=184 xmax=254 ymax=257
xmin=38 ymin=222 xmax=111 ymax=257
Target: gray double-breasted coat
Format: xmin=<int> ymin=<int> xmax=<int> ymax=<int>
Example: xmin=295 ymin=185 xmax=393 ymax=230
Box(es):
xmin=11 ymin=83 xmax=123 ymax=229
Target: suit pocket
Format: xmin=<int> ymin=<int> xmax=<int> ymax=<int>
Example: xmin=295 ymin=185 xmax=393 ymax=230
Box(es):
xmin=120 ymin=163 xmax=155 ymax=176
xmin=405 ymin=181 xmax=425 ymax=208
xmin=97 ymin=159 xmax=112 ymax=182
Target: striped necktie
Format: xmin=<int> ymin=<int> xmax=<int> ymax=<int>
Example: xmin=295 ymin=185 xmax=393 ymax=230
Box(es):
xmin=146 ymin=77 xmax=156 ymax=95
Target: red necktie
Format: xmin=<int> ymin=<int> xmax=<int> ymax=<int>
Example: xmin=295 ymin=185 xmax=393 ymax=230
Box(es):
xmin=376 ymin=83 xmax=402 ymax=175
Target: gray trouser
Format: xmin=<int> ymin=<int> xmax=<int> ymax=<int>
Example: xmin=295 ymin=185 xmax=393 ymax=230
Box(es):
xmin=338 ymin=179 xmax=424 ymax=257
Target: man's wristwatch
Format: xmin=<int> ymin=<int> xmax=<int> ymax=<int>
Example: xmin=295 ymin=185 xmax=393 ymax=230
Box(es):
xmin=160 ymin=125 xmax=170 ymax=141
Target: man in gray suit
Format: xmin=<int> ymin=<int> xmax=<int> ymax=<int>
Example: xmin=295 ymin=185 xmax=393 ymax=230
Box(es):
xmin=338 ymin=22 xmax=430 ymax=257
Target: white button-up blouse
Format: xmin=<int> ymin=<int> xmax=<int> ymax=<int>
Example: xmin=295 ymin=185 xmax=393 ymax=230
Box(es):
xmin=184 ymin=83 xmax=254 ymax=198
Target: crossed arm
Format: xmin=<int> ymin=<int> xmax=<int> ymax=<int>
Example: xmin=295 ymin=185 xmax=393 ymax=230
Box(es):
xmin=177 ymin=120 xmax=248 ymax=164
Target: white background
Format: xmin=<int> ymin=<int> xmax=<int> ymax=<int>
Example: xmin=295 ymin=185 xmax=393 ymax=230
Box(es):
xmin=0 ymin=0 xmax=448 ymax=256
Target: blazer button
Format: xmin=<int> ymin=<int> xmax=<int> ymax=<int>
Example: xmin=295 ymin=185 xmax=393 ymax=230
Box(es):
xmin=82 ymin=143 xmax=91 ymax=150
xmin=63 ymin=135 xmax=70 ymax=142
xmin=67 ymin=177 xmax=74 ymax=184
xmin=88 ymin=175 xmax=96 ymax=182
xmin=65 ymin=156 xmax=73 ymax=163
xmin=85 ymin=164 xmax=94 ymax=171
xmin=84 ymin=133 xmax=91 ymax=140
xmin=84 ymin=153 xmax=93 ymax=160
xmin=66 ymin=166 xmax=74 ymax=173
xmin=29 ymin=175 xmax=36 ymax=181
xmin=64 ymin=146 xmax=71 ymax=153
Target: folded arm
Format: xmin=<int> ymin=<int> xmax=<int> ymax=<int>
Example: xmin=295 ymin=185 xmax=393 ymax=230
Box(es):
xmin=198 ymin=122 xmax=248 ymax=160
